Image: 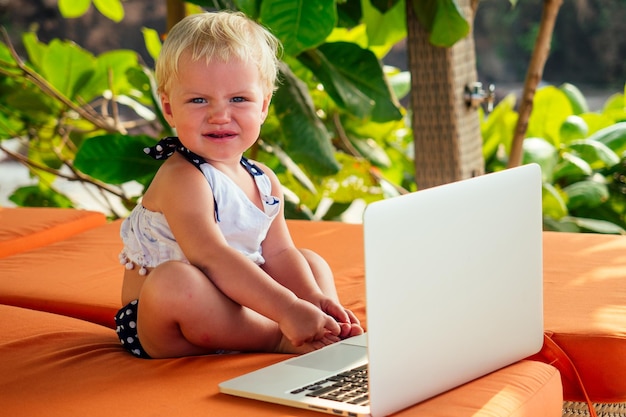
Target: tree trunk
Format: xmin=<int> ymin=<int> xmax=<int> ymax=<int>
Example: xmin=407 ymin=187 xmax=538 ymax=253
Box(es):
xmin=165 ymin=0 xmax=186 ymax=31
xmin=406 ymin=0 xmax=484 ymax=189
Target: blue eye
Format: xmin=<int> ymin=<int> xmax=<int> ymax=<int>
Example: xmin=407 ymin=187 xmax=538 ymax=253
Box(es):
xmin=191 ymin=98 xmax=206 ymax=103
xmin=231 ymin=97 xmax=246 ymax=103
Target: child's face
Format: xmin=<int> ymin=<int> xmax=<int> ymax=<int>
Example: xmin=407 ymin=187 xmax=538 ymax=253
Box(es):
xmin=160 ymin=51 xmax=271 ymax=164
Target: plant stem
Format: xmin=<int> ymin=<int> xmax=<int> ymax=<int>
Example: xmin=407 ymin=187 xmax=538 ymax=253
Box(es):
xmin=508 ymin=0 xmax=563 ymax=168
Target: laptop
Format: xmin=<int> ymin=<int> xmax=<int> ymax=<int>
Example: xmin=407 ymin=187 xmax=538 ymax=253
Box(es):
xmin=219 ymin=163 xmax=544 ymax=417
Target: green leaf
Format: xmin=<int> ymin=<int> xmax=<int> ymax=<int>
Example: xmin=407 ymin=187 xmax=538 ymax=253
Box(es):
xmin=58 ymin=0 xmax=91 ymax=18
xmin=552 ymin=152 xmax=593 ymax=183
xmin=602 ymin=93 xmax=626 ymax=123
xmin=337 ymin=0 xmax=362 ymax=28
xmin=429 ymin=0 xmax=470 ymax=47
xmin=412 ymin=0 xmax=437 ymax=32
xmin=522 ymin=137 xmax=558 ymax=182
xmin=559 ymin=83 xmax=589 ymax=115
xmin=413 ymin=0 xmax=469 ymax=47
xmin=542 ymin=182 xmax=568 ymax=220
xmin=362 ymin=0 xmax=406 ymax=54
xmin=235 ymin=0 xmax=262 ymax=18
xmin=563 ymin=180 xmax=609 ymax=210
xmin=0 ymin=107 xmax=25 ymax=138
xmin=21 ymin=32 xmax=47 ymax=70
xmin=93 ymin=0 xmax=125 ymax=22
xmin=76 ymin=49 xmax=139 ymax=102
xmin=0 ymin=41 xmax=14 ymax=67
xmin=272 ymin=65 xmax=340 ymax=176
xmin=142 ymin=27 xmax=162 ymax=62
xmin=567 ymin=139 xmax=620 ymax=170
xmin=260 ymin=0 xmax=336 ymax=56
xmin=559 ymin=115 xmax=588 ymax=144
xmin=320 ymin=42 xmax=402 ymax=122
xmin=41 ymin=39 xmax=95 ymax=99
xmin=349 ymin=136 xmax=391 ymax=168
xmin=298 ymin=45 xmax=374 ymax=119
xmin=581 ymin=113 xmax=614 ymax=136
xmin=563 ymin=216 xmax=626 ymax=235
xmin=320 ymin=153 xmax=381 ymax=203
xmin=526 ymin=86 xmax=572 ymax=148
xmin=481 ymin=93 xmax=516 ymax=161
xmin=587 ymin=122 xmax=626 ymax=157
xmin=10 ymin=185 xmax=73 ymax=208
xmin=4 ymin=87 xmax=59 ymax=123
xmin=74 ymin=134 xmax=162 ymax=185
xmin=388 ymin=70 xmax=411 ymax=100
xmin=543 ymin=217 xmax=580 ymax=233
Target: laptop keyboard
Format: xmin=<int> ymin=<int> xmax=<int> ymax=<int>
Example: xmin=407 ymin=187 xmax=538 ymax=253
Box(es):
xmin=289 ymin=364 xmax=369 ymax=406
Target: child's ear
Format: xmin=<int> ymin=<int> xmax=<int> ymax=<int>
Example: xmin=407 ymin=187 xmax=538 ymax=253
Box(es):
xmin=160 ymin=93 xmax=175 ymax=127
xmin=261 ymin=93 xmax=272 ymax=122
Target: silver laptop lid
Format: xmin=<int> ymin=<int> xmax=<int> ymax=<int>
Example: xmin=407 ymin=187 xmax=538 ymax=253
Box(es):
xmin=363 ymin=163 xmax=544 ymax=417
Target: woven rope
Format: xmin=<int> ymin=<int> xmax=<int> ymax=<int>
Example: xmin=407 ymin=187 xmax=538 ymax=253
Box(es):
xmin=562 ymin=401 xmax=626 ymax=417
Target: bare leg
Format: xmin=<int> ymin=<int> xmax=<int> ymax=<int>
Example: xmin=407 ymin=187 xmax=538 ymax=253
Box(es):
xmin=299 ymin=248 xmax=363 ymax=338
xmin=136 ymin=261 xmax=324 ymax=358
xmin=299 ymin=248 xmax=340 ymax=301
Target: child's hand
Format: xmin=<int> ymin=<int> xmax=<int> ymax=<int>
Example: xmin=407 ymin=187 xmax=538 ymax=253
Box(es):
xmin=278 ymin=299 xmax=341 ymax=347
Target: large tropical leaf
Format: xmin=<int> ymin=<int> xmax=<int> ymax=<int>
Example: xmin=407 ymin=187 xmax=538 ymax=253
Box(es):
xmin=76 ymin=49 xmax=140 ymax=103
xmin=526 ymin=86 xmax=572 ymax=148
xmin=272 ymin=64 xmax=340 ymax=176
xmin=362 ymin=0 xmax=406 ymax=55
xmin=260 ymin=0 xmax=337 ymax=55
xmin=74 ymin=134 xmax=162 ymax=185
xmin=40 ymin=40 xmax=95 ymax=99
xmin=412 ymin=0 xmax=469 ymax=47
xmin=298 ymin=44 xmax=374 ymax=119
xmin=21 ymin=32 xmax=49 ymax=73
xmin=312 ymin=42 xmax=402 ymax=122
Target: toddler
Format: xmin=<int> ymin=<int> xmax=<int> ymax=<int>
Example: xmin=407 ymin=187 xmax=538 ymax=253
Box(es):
xmin=115 ymin=11 xmax=363 ymax=359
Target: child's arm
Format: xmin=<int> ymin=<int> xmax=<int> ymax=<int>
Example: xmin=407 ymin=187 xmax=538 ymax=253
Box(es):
xmin=257 ymin=164 xmax=361 ymax=334
xmin=146 ymin=156 xmax=341 ymax=346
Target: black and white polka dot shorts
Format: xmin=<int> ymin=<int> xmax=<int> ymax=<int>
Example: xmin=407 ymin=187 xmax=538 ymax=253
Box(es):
xmin=115 ymin=300 xmax=151 ymax=359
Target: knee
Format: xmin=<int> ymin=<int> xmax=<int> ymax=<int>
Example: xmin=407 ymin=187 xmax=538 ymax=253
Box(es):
xmin=300 ymin=248 xmax=331 ymax=273
xmin=139 ymin=261 xmax=206 ymax=308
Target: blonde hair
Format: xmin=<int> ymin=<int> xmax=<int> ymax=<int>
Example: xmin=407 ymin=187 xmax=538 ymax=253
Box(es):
xmin=156 ymin=11 xmax=282 ymax=96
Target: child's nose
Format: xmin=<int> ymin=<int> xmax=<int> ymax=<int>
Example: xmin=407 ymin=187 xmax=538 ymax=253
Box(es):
xmin=207 ymin=103 xmax=229 ymax=123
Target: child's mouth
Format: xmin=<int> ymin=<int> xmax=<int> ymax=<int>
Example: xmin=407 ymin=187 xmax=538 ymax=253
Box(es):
xmin=206 ymin=133 xmax=234 ymax=139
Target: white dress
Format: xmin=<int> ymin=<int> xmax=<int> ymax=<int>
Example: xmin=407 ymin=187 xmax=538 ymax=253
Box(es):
xmin=119 ymin=156 xmax=281 ymax=275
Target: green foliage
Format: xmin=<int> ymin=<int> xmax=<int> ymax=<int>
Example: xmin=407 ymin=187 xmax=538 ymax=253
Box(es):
xmin=58 ymin=0 xmax=125 ymax=22
xmin=2 ymin=0 xmax=440 ymax=219
xmin=482 ymin=82 xmax=626 ymax=234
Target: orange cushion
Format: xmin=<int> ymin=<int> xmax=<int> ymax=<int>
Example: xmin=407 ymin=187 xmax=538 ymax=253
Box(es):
xmin=0 ymin=304 xmax=562 ymax=417
xmin=0 ymin=207 xmax=106 ymax=257
xmin=0 ymin=211 xmax=622 ymax=404
xmin=0 ymin=220 xmax=124 ymax=327
xmin=542 ymin=231 xmax=626 ymax=402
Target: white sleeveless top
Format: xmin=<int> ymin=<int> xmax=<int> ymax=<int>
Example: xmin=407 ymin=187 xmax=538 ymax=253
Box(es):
xmin=119 ymin=159 xmax=281 ymax=274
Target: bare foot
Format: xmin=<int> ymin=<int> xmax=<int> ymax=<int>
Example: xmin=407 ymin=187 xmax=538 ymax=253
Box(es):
xmin=339 ymin=322 xmax=365 ymax=339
